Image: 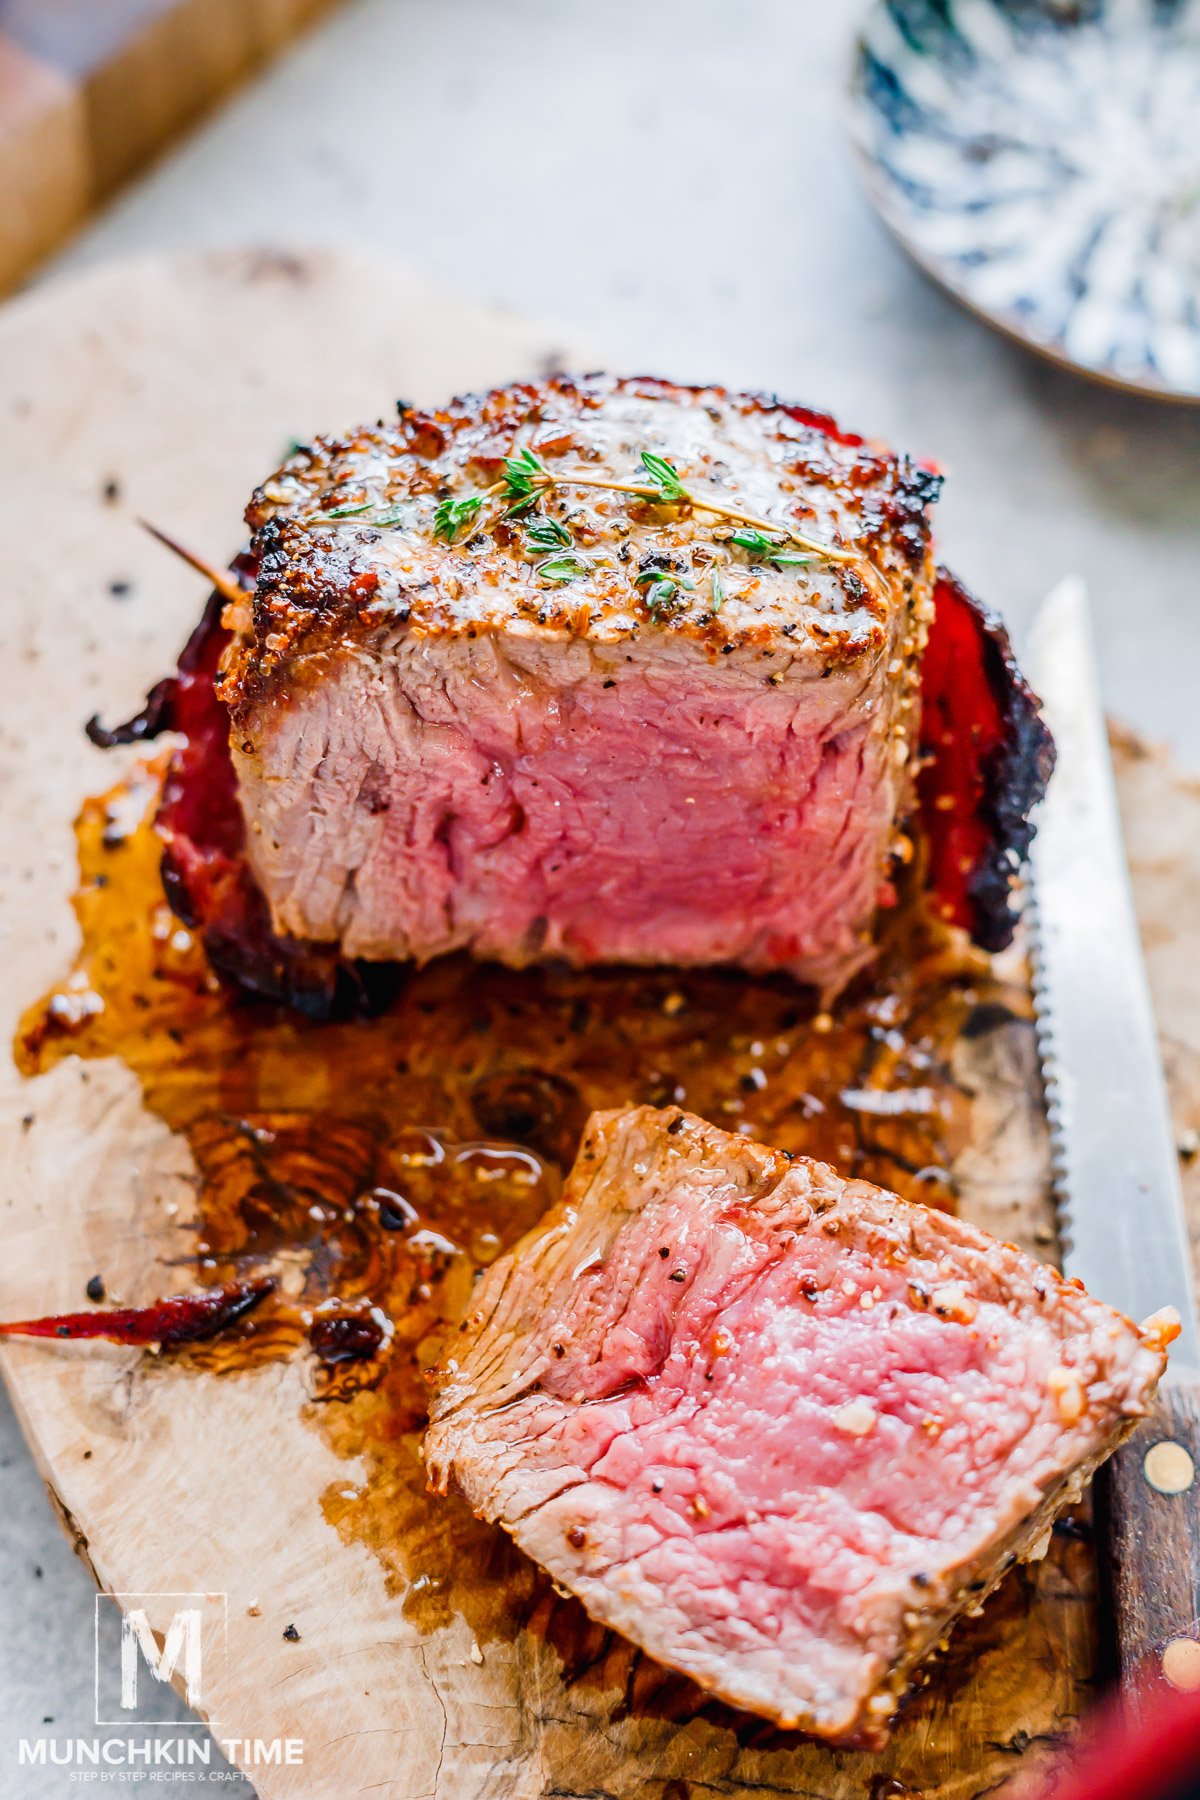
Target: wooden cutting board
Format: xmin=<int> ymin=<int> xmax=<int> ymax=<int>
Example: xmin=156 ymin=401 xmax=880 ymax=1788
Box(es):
xmin=1 ymin=248 xmax=1197 ymax=1800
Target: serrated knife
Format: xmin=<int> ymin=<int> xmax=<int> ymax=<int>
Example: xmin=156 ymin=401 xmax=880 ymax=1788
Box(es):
xmin=1027 ymin=577 xmax=1200 ymax=1705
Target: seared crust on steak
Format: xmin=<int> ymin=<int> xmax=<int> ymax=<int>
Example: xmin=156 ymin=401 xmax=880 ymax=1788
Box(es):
xmin=427 ymin=1105 xmax=1169 ymax=1743
xmin=226 ymin=374 xmax=938 ymax=716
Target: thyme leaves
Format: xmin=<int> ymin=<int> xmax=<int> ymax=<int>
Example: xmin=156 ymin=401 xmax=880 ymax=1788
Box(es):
xmin=639 ymin=450 xmax=689 ymax=506
xmin=523 ymin=514 xmax=573 ymax=554
xmin=422 ymin=437 xmax=857 ymax=614
xmin=501 ymin=446 xmax=550 ymax=515
xmin=634 ymin=566 xmax=695 ymax=615
xmin=433 ymin=494 xmax=485 ymax=543
xmin=728 ymin=528 xmax=812 ymax=568
xmin=536 ymin=552 xmax=594 ymax=585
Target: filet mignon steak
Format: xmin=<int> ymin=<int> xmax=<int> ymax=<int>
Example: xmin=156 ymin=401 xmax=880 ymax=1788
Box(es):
xmin=426 ymin=1105 xmax=1173 ymax=1743
xmin=223 ymin=375 xmax=946 ymax=996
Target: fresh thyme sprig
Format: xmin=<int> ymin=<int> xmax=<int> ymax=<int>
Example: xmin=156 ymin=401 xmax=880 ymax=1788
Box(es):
xmin=522 ymin=507 xmax=594 ymax=582
xmin=635 ymin=566 xmax=695 ymax=614
xmin=537 ymin=552 xmax=594 ymax=585
xmin=638 ymin=451 xmax=689 ymax=505
xmin=430 ymin=447 xmax=554 ymax=546
xmin=728 ymin=528 xmax=812 ymax=568
xmin=503 ymin=448 xmax=854 ymax=564
xmin=326 ymin=499 xmax=410 ymax=529
xmin=433 ymin=493 xmax=485 ymax=542
xmin=416 ymin=443 xmax=858 ymax=590
xmin=501 ymin=446 xmax=550 ymax=515
xmin=523 ymin=514 xmax=573 ymax=553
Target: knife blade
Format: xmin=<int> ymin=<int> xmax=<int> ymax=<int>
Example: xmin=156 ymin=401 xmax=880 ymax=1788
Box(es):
xmin=1026 ymin=576 xmax=1200 ymax=1698
xmin=1026 ymin=576 xmax=1198 ymax=1369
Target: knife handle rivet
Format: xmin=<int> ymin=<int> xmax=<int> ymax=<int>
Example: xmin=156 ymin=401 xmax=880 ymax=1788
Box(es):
xmin=1162 ymin=1638 xmax=1200 ymax=1692
xmin=1143 ymin=1440 xmax=1196 ymax=1495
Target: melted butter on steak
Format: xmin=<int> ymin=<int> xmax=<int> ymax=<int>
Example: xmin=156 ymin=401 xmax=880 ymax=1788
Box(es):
xmin=229 ymin=374 xmax=936 ymax=706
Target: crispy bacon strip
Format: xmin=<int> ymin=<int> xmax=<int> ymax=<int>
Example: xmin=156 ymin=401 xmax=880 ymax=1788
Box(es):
xmin=0 ymin=1278 xmax=274 ymax=1349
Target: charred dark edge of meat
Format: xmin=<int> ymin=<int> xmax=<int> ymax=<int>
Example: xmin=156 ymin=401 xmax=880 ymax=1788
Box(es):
xmin=86 ymin=563 xmax=1053 ymax=1019
xmin=916 ymin=568 xmax=1056 ymax=952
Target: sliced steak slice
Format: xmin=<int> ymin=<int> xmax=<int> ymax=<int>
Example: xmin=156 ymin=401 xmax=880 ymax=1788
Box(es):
xmin=223 ymin=375 xmax=946 ymax=997
xmin=426 ymin=1105 xmax=1173 ymax=1744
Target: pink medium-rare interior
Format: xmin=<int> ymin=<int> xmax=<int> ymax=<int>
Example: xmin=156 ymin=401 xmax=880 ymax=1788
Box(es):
xmin=238 ymin=635 xmax=901 ymax=987
xmin=456 ymin=1178 xmax=1136 ymax=1720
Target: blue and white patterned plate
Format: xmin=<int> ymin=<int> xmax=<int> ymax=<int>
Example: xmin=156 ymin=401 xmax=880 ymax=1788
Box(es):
xmin=848 ymin=0 xmax=1200 ymax=400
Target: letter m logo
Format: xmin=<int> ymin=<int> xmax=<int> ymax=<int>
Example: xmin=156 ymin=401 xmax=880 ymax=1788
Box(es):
xmin=122 ymin=1606 xmax=203 ymax=1708
xmin=95 ymin=1593 xmax=226 ymax=1725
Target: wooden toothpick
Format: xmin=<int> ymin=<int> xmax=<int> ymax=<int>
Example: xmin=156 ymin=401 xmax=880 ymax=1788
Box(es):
xmin=138 ymin=519 xmax=245 ymax=606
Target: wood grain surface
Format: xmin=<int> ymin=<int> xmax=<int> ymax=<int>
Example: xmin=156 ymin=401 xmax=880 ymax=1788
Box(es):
xmin=0 ymin=249 xmax=1195 ymax=1800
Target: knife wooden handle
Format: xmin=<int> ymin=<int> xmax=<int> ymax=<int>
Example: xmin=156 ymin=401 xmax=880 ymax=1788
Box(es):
xmin=1098 ymin=1376 xmax=1200 ymax=1704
